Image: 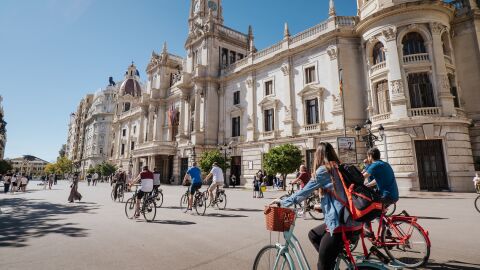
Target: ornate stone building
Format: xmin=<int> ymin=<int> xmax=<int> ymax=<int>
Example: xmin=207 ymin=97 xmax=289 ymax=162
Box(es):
xmin=104 ymin=0 xmax=480 ymax=192
xmin=0 ymin=95 xmax=6 ymax=160
xmin=9 ymin=155 xmax=49 ymax=177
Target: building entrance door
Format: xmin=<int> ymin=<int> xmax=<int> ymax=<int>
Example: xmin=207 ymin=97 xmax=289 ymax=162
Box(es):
xmin=415 ymin=140 xmax=449 ymax=191
xmin=230 ymin=156 xmax=241 ymax=185
xmin=180 ymin=158 xmax=189 ymax=184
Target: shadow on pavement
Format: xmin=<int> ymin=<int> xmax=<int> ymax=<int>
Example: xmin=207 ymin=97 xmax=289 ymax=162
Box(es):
xmin=136 ymin=220 xmax=196 ymax=225
xmin=402 ymin=196 xmax=469 ymax=200
xmin=423 ymin=260 xmax=480 ymax=270
xmin=0 ymin=198 xmax=98 ymax=248
xmin=415 ymin=216 xmax=449 ymax=220
xmin=224 ymin=207 xmax=263 ymax=212
xmin=204 ymin=213 xmax=247 ymax=218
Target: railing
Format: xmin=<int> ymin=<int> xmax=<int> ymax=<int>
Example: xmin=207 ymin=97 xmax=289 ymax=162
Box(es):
xmin=444 ymin=55 xmax=453 ymax=65
xmin=290 ymin=21 xmax=329 ymax=44
xmin=371 ymin=113 xmax=391 ymax=122
xmin=254 ymin=42 xmax=283 ymax=59
xmin=335 ymin=16 xmax=357 ymax=26
xmin=304 ymin=124 xmax=321 ymax=132
xmin=403 ymin=53 xmax=430 ymax=64
xmin=370 ymin=62 xmax=387 ymax=74
xmin=408 ymin=107 xmax=442 ymax=117
xmin=216 ymin=25 xmax=248 ymax=43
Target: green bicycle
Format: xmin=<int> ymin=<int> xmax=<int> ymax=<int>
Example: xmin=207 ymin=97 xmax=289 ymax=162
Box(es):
xmin=253 ymin=206 xmax=398 ymax=270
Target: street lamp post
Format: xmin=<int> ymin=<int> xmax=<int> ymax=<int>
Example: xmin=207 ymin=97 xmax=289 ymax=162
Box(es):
xmin=354 ymin=119 xmax=385 ymax=149
xmin=219 ymin=144 xmax=232 ymax=188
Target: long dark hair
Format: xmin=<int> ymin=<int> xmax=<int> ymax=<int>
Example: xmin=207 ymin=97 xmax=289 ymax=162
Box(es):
xmin=311 ymin=142 xmax=340 ymax=176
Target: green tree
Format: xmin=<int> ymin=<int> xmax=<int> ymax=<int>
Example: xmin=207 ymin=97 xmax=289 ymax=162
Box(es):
xmin=199 ymin=150 xmax=228 ymax=173
xmin=44 ymin=163 xmax=57 ymax=174
xmin=0 ymin=159 xmax=13 ymax=174
xmin=56 ymin=156 xmax=73 ymax=174
xmin=99 ymin=162 xmax=117 ymax=177
xmin=263 ymin=144 xmax=303 ymax=190
xmin=87 ymin=167 xmax=96 ymax=174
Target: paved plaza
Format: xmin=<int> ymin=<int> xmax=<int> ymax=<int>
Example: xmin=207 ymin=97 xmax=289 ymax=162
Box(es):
xmin=0 ymin=181 xmax=479 ymax=270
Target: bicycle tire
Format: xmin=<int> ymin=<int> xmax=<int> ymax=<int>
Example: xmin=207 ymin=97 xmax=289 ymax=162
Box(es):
xmin=475 ymin=195 xmax=480 ymax=213
xmin=382 ymin=220 xmax=430 ymax=268
xmin=335 ymin=253 xmax=387 ymax=270
xmin=253 ymin=245 xmax=292 ymax=270
xmin=216 ymin=193 xmax=227 ymax=210
xmin=118 ymin=188 xmax=124 ymax=203
xmin=180 ymin=194 xmax=188 ymax=212
xmin=156 ymin=192 xmax=163 ymax=208
xmin=194 ymin=193 xmax=207 ymax=216
xmin=142 ymin=199 xmax=156 ymax=222
xmin=111 ymin=189 xmax=115 ymax=201
xmin=385 ymin=203 xmax=396 ymax=217
xmin=124 ymin=198 xmax=136 ymax=219
xmin=307 ymin=196 xmax=324 ymax=220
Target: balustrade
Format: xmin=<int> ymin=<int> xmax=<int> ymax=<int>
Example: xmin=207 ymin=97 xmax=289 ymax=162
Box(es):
xmin=370 ymin=62 xmax=387 ymax=74
xmin=408 ymin=107 xmax=441 ymax=117
xmin=403 ymin=53 xmax=430 ymax=64
xmin=371 ymin=113 xmax=391 ymax=122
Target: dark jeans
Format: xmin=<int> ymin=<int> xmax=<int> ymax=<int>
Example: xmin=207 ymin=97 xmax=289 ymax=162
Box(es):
xmin=4 ymin=183 xmax=10 ymax=193
xmin=114 ymin=182 xmax=124 ymax=199
xmin=308 ymin=224 xmax=359 ymax=270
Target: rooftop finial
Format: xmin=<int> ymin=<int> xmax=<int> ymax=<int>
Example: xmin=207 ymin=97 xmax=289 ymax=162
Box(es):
xmin=329 ymin=0 xmax=336 ymax=17
xmin=162 ymin=41 xmax=168 ymax=54
xmin=284 ymin=22 xmax=290 ymax=39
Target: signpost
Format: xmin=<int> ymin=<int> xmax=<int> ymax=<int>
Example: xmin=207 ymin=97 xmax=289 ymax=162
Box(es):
xmin=337 ymin=137 xmax=357 ymax=164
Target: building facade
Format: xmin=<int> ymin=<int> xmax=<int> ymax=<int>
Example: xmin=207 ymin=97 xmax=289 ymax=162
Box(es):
xmin=9 ymin=155 xmax=49 ymax=177
xmin=74 ymin=0 xmax=480 ymax=192
xmin=0 ymin=95 xmax=6 ymax=160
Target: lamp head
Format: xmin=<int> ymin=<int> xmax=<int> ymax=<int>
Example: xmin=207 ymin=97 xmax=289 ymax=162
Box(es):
xmin=365 ymin=119 xmax=372 ymax=130
xmin=354 ymin=125 xmax=361 ymax=136
xmin=378 ymin=124 xmax=385 ymax=137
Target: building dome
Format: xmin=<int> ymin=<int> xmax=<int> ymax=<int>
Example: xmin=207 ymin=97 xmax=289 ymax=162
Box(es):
xmin=119 ymin=63 xmax=143 ymax=97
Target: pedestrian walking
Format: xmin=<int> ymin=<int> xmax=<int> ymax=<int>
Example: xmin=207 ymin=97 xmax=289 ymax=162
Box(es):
xmin=230 ymin=174 xmax=237 ymax=188
xmin=48 ymin=173 xmax=54 ymax=189
xmin=3 ymin=172 xmax=11 ymax=193
xmin=10 ymin=174 xmax=18 ymax=193
xmin=68 ymin=173 xmax=82 ymax=203
xmin=54 ymin=174 xmax=58 ymax=185
xmin=473 ymin=173 xmax=480 ymax=193
xmin=20 ymin=174 xmax=28 ymax=192
xmin=92 ymin=172 xmax=99 ymax=186
xmin=253 ymin=174 xmax=260 ymax=198
xmin=86 ymin=173 xmax=92 ymax=186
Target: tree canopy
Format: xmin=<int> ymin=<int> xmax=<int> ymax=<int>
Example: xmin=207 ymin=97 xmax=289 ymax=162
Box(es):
xmin=199 ymin=150 xmax=228 ymax=173
xmin=0 ymin=159 xmax=13 ymax=174
xmin=263 ymin=144 xmax=303 ymax=190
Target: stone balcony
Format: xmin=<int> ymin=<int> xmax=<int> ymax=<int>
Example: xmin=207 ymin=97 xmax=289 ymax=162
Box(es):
xmin=371 ymin=112 xmax=391 ymax=122
xmin=370 ymin=61 xmax=387 ymax=76
xmin=408 ymin=107 xmax=442 ymax=117
xmin=403 ymin=53 xmax=430 ymax=65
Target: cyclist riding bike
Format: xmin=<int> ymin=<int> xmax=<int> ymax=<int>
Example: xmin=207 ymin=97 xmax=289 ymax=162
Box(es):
xmin=183 ymin=162 xmax=203 ymax=212
xmin=153 ymin=167 xmax=161 ymax=194
xmin=129 ymin=166 xmax=154 ymax=218
xmin=362 ymin=147 xmax=399 ymax=206
xmin=204 ymin=162 xmax=224 ymax=205
xmin=113 ymin=168 xmax=126 ymax=200
xmin=272 ymin=142 xmax=362 ymax=270
xmin=290 ymin=164 xmax=311 ymax=190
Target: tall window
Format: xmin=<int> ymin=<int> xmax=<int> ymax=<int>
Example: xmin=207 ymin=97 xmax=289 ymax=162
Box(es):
xmin=402 ymin=32 xmax=426 ymax=56
xmin=233 ymin=91 xmax=240 ymax=105
xmin=237 ymin=53 xmax=244 ymax=60
xmin=305 ymin=99 xmax=319 ymax=125
xmin=124 ymin=102 xmax=130 ymax=112
xmin=122 ymin=129 xmax=126 ymax=137
xmin=221 ymin=48 xmax=228 ymax=68
xmin=265 ymin=80 xmax=273 ymax=96
xmin=408 ymin=73 xmax=435 ymax=108
xmin=121 ymin=144 xmax=125 ymax=155
xmin=448 ymin=74 xmax=460 ymax=108
xmin=232 ymin=117 xmax=240 ymax=137
xmin=133 ymin=126 xmax=136 ymax=134
xmin=373 ymin=42 xmax=386 ymax=65
xmin=264 ymin=109 xmax=274 ymax=132
xmin=375 ymin=80 xmax=391 ymax=114
xmin=230 ymin=51 xmax=236 ymax=64
xmin=305 ymin=66 xmax=316 ymax=84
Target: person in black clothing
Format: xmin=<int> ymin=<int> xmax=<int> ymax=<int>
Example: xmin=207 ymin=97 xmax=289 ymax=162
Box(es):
xmin=113 ymin=169 xmax=126 ymax=200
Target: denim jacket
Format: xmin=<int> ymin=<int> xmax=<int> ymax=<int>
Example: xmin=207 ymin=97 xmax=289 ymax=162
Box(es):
xmin=281 ymin=164 xmax=361 ymax=234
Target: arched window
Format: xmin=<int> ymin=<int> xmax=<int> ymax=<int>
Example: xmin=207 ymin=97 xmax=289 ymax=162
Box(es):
xmin=375 ymin=80 xmax=390 ymax=114
xmin=372 ymin=42 xmax=386 ymax=65
xmin=402 ymin=32 xmax=426 ymax=56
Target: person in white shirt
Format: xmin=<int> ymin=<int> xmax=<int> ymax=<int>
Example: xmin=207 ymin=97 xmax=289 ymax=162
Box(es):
xmin=20 ymin=175 xmax=28 ymax=192
xmin=204 ymin=162 xmax=224 ymax=204
xmin=473 ymin=173 xmax=480 ymax=193
xmin=153 ymin=168 xmax=161 ymax=194
xmin=92 ymin=172 xmax=99 ymax=186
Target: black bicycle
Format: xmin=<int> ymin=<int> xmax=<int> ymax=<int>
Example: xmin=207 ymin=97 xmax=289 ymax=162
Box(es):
xmin=125 ymin=185 xmax=157 ymax=221
xmin=151 ymin=187 xmax=164 ymax=208
xmin=111 ymin=182 xmax=125 ymax=202
xmin=180 ymin=187 xmax=207 ymax=215
xmin=205 ymin=186 xmax=227 ymax=210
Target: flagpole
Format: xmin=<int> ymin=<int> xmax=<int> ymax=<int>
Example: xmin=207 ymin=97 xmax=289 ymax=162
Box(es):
xmin=339 ymin=68 xmax=346 ymax=138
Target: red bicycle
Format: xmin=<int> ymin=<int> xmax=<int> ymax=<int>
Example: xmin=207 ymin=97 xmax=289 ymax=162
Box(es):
xmin=353 ymin=208 xmax=431 ymax=268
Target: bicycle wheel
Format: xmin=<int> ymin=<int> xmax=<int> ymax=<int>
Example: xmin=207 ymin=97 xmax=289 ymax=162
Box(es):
xmin=194 ymin=193 xmax=207 ymax=216
xmin=180 ymin=194 xmax=188 ymax=212
xmin=155 ymin=191 xmax=163 ymax=208
xmin=118 ymin=188 xmax=124 ymax=203
xmin=334 ymin=254 xmax=387 ymax=270
xmin=475 ymin=195 xmax=480 ymax=213
xmin=111 ymin=189 xmax=115 ymax=201
xmin=382 ymin=220 xmax=430 ymax=268
xmin=215 ymin=193 xmax=227 ymax=210
xmin=385 ymin=203 xmax=396 ymax=217
xmin=142 ymin=198 xmax=157 ymax=222
xmin=124 ymin=198 xmax=136 ymax=219
xmin=253 ymin=245 xmax=292 ymax=270
xmin=307 ymin=197 xmax=324 ymax=220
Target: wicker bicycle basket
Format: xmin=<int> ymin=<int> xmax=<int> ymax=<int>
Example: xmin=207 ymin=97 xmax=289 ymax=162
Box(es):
xmin=264 ymin=206 xmax=295 ymax=232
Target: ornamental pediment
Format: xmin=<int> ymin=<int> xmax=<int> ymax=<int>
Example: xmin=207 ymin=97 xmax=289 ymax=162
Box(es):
xmin=297 ymin=84 xmax=324 ymax=99
xmin=258 ymin=96 xmax=279 ymax=108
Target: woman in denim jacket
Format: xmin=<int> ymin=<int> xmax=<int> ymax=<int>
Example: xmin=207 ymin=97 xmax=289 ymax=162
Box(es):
xmin=278 ymin=142 xmax=362 ymax=270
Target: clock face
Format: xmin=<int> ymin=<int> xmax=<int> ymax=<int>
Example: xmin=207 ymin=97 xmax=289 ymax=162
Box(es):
xmin=207 ymin=1 xmax=218 ymax=11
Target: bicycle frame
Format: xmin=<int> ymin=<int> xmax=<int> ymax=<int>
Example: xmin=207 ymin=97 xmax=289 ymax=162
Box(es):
xmin=276 ymin=218 xmax=312 ymax=270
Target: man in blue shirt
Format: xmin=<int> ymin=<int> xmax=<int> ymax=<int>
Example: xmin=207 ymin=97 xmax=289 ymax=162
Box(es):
xmin=183 ymin=162 xmax=203 ymax=212
xmin=363 ymin=148 xmax=399 ymax=204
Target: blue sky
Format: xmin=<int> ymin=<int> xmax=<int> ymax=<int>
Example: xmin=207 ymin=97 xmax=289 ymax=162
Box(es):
xmin=0 ymin=0 xmax=357 ymax=162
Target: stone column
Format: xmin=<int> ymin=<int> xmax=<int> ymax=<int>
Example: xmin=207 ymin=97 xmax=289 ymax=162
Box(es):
xmin=194 ymin=87 xmax=201 ymax=132
xmin=430 ymin=22 xmax=455 ymax=116
xmin=245 ymin=74 xmax=257 ymax=142
xmin=139 ymin=107 xmax=146 ymax=144
xmin=327 ymin=45 xmax=344 ymax=130
xmin=147 ymin=104 xmax=155 ymax=141
xmin=382 ymin=27 xmax=408 ymax=118
xmin=218 ymin=85 xmax=225 ymax=144
xmin=156 ymin=104 xmax=165 ymax=141
xmin=184 ymin=96 xmax=191 ymax=137
xmin=178 ymin=97 xmax=186 ymax=138
xmin=281 ymin=59 xmax=294 ymax=137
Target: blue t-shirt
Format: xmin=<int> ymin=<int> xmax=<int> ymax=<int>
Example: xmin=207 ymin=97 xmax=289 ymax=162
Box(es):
xmin=186 ymin=166 xmax=202 ymax=185
xmin=366 ymin=160 xmax=399 ymax=201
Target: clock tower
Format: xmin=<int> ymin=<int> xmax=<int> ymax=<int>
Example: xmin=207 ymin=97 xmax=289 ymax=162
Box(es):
xmin=189 ymin=0 xmax=223 ymax=29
